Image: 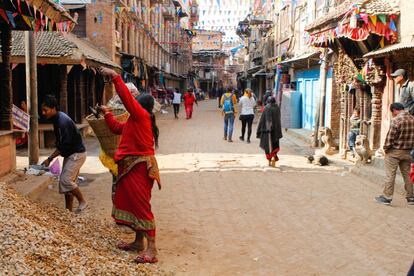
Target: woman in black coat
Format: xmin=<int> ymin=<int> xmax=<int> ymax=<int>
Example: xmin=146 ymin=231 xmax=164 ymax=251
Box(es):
xmin=256 ymin=97 xmax=283 ymax=167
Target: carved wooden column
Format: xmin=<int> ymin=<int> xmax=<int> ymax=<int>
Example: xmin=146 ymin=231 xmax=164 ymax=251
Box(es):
xmin=59 ymin=65 xmax=68 ymax=113
xmin=369 ymin=84 xmax=383 ymax=150
xmin=0 ymin=26 xmax=13 ymax=130
xmin=339 ymin=84 xmax=347 ymax=154
xmin=365 ymin=63 xmax=385 ymax=151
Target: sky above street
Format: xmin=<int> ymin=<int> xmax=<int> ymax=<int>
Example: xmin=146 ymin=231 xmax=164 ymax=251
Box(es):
xmin=195 ymin=0 xmax=251 ymax=44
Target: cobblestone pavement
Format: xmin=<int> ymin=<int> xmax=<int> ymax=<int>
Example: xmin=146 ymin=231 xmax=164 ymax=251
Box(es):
xmin=36 ymin=100 xmax=414 ymax=275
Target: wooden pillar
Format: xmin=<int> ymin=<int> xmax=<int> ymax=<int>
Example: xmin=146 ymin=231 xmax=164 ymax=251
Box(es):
xmin=74 ymin=69 xmax=81 ymax=122
xmin=25 ymin=31 xmax=39 ymax=165
xmin=0 ymin=26 xmax=13 ymax=130
xmin=369 ymin=84 xmax=383 ymax=151
xmin=79 ymin=70 xmax=85 ymax=123
xmin=339 ymin=84 xmax=346 ymax=154
xmin=91 ymin=72 xmax=96 ymax=106
xmin=59 ymin=65 xmax=68 ymax=113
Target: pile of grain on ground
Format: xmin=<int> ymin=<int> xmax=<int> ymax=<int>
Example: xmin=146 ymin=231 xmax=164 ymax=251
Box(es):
xmin=0 ymin=182 xmax=165 ymax=275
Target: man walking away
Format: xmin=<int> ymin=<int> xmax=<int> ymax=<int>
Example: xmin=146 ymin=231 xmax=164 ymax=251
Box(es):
xmin=172 ymin=88 xmax=182 ymax=119
xmin=239 ymin=88 xmax=256 ymax=143
xmin=391 ymin=69 xmax=414 ymax=116
xmin=221 ymin=87 xmax=237 ymax=142
xmin=41 ymin=95 xmax=88 ymax=213
xmin=375 ymin=103 xmax=414 ymax=205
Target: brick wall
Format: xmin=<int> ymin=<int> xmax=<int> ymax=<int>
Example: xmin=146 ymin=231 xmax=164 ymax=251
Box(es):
xmin=86 ymin=1 xmax=115 ymax=60
xmin=0 ymin=133 xmax=16 ymax=177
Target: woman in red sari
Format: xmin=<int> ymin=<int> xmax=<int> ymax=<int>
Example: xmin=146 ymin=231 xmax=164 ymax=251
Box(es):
xmin=99 ymin=67 xmax=160 ymax=264
xmin=183 ymin=88 xmax=197 ymax=119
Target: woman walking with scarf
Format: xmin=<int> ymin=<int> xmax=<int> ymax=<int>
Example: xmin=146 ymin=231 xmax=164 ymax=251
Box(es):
xmin=99 ymin=67 xmax=160 ymax=264
xmin=256 ymin=97 xmax=283 ymax=167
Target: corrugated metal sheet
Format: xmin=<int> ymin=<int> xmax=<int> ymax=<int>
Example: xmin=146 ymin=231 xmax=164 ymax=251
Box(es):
xmin=363 ymin=42 xmax=414 ymax=58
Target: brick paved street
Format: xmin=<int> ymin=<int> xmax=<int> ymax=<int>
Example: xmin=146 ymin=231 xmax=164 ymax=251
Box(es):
xmin=37 ymin=100 xmax=414 ymax=275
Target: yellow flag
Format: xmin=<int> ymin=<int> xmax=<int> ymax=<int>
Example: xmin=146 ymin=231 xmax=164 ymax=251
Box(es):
xmin=380 ymin=37 xmax=385 ymax=48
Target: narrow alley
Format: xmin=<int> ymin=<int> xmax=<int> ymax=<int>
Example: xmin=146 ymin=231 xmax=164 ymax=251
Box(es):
xmin=36 ymin=100 xmax=414 ymax=275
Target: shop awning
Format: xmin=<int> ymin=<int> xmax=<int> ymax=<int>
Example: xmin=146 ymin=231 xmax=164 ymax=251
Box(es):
xmin=252 ymin=69 xmax=274 ymax=77
xmin=278 ymin=51 xmax=320 ymax=65
xmin=363 ymin=41 xmax=414 ymax=58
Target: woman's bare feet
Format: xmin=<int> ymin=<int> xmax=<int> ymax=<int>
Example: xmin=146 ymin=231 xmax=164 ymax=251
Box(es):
xmin=135 ymin=236 xmax=158 ymax=263
xmin=117 ymin=240 xmax=145 ymax=252
xmin=117 ymin=231 xmax=145 ymax=252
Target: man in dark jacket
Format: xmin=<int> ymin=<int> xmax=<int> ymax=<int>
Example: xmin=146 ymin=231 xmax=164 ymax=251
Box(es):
xmin=41 ymin=95 xmax=87 ymax=213
xmin=391 ymin=69 xmax=414 ymax=116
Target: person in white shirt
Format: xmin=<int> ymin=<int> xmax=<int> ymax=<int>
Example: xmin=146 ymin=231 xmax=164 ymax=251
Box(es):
xmin=172 ymin=88 xmax=182 ymax=119
xmin=238 ymin=88 xmax=256 ymax=143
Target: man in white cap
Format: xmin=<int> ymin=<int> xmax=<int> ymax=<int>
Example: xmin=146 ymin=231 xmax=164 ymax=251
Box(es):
xmin=391 ymin=69 xmax=414 ymax=116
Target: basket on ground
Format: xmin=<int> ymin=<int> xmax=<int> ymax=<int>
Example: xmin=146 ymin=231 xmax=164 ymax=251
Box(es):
xmin=86 ymin=109 xmax=129 ymax=158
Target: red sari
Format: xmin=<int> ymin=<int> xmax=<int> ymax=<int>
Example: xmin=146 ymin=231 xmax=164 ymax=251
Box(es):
xmin=105 ymin=75 xmax=160 ymax=237
xmin=183 ymin=92 xmax=196 ymax=119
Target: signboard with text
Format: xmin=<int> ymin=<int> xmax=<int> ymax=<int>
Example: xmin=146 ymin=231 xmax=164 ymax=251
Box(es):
xmin=12 ymin=105 xmax=30 ymax=131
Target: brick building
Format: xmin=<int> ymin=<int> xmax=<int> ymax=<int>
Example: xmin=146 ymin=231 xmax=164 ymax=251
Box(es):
xmin=192 ymin=30 xmax=228 ymax=96
xmin=63 ymin=0 xmax=199 ymax=93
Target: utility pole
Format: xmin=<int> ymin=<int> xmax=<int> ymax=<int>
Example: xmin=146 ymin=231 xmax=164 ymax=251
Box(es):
xmin=312 ymin=0 xmax=330 ymax=148
xmin=25 ymin=31 xmax=39 ymax=165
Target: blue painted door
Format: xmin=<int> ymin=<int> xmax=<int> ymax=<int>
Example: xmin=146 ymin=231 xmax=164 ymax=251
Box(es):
xmin=296 ymin=68 xmax=320 ymax=130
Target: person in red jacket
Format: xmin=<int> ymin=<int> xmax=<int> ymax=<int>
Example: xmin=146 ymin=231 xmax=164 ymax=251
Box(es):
xmin=411 ymin=150 xmax=414 ymax=183
xmin=99 ymin=67 xmax=160 ymax=264
xmin=183 ymin=88 xmax=197 ymax=119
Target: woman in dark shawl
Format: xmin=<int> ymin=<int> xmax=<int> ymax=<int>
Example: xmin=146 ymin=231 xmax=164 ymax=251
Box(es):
xmin=256 ymin=97 xmax=283 ymax=167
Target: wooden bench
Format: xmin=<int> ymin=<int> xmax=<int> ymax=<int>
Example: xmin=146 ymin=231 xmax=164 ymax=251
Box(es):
xmin=39 ymin=123 xmax=89 ymax=148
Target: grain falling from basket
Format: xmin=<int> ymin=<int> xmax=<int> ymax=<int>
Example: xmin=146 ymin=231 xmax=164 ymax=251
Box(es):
xmin=86 ymin=109 xmax=129 ymax=158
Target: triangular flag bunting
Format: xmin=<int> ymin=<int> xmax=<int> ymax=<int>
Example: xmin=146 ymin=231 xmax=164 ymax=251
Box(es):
xmin=389 ymin=19 xmax=397 ymax=32
xmin=369 ymin=15 xmax=377 ymax=26
xmin=378 ymin=14 xmax=386 ymax=25
xmin=0 ymin=9 xmax=9 ymax=24
xmin=22 ymin=15 xmax=32 ymax=29
xmin=6 ymin=11 xmax=16 ymax=28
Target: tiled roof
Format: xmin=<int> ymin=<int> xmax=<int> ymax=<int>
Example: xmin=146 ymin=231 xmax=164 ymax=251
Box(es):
xmin=11 ymin=31 xmax=76 ymax=58
xmin=3 ymin=31 xmax=120 ymax=69
xmin=306 ymin=0 xmax=400 ymax=33
xmin=359 ymin=0 xmax=400 ymax=15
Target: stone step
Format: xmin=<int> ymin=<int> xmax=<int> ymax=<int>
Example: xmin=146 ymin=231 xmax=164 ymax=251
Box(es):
xmin=1 ymin=171 xmax=55 ymax=200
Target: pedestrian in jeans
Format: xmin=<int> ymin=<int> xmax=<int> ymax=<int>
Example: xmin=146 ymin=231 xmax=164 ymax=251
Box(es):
xmin=238 ymin=88 xmax=256 ymax=143
xmin=221 ymin=87 xmax=237 ymax=142
xmin=172 ymin=88 xmax=182 ymax=119
xmin=41 ymin=95 xmax=88 ymax=213
xmin=348 ymin=108 xmax=361 ymax=156
xmin=375 ymin=103 xmax=414 ymax=205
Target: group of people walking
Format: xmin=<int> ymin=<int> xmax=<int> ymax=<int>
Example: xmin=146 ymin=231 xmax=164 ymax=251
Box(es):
xmin=219 ymin=87 xmax=283 ymax=167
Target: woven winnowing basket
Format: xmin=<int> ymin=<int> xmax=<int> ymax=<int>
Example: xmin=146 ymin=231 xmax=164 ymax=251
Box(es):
xmin=86 ymin=109 xmax=129 ymax=158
